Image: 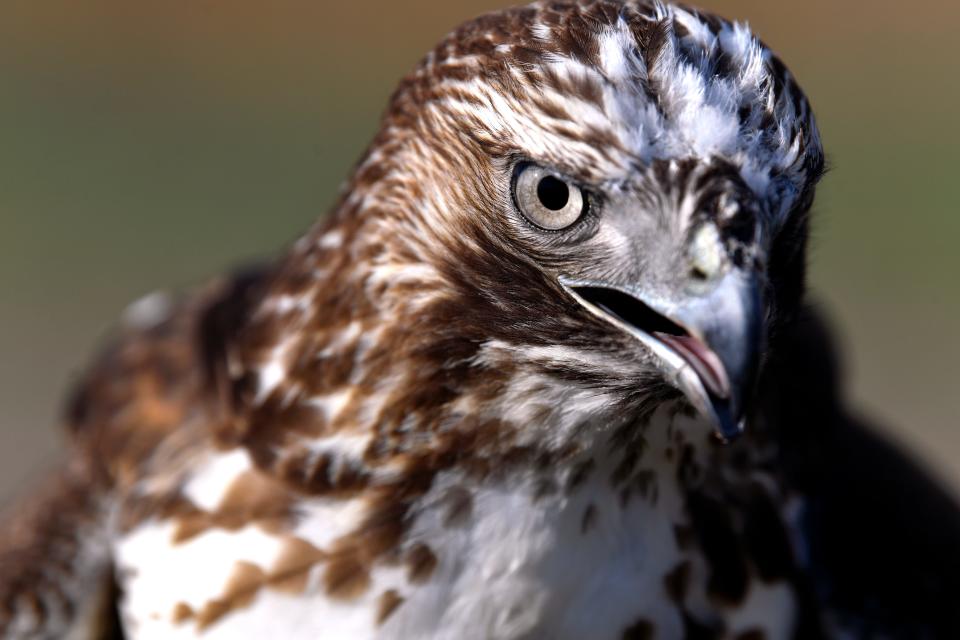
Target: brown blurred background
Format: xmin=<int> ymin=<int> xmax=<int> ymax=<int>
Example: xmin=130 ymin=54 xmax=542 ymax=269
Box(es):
xmin=1 ymin=0 xmax=958 ymax=505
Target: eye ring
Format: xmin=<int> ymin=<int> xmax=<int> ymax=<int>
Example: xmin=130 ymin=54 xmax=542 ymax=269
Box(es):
xmin=512 ymin=164 xmax=587 ymax=231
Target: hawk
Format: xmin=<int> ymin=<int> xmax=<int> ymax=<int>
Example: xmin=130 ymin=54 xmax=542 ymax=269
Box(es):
xmin=2 ymin=1 xmax=959 ymax=638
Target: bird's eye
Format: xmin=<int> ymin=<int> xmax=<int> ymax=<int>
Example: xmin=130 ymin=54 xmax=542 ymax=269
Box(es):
xmin=513 ymin=164 xmax=586 ymax=230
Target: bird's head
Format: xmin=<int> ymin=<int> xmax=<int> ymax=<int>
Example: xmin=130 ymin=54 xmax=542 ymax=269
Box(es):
xmin=249 ymin=1 xmax=824 ymax=455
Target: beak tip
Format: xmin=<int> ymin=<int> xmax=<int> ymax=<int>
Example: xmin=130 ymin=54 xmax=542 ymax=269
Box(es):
xmin=710 ymin=399 xmax=746 ymax=443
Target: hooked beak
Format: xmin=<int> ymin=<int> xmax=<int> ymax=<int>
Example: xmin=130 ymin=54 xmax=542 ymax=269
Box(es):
xmin=560 ymin=272 xmax=763 ymax=441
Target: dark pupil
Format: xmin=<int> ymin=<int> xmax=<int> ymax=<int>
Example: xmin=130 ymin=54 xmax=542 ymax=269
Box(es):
xmin=536 ymin=176 xmax=569 ymax=211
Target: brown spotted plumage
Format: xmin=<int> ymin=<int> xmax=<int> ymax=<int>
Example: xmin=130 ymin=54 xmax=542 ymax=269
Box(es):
xmin=3 ymin=2 xmax=960 ymax=639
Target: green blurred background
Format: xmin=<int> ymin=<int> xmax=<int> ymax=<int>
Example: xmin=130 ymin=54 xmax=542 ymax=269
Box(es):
xmin=1 ymin=0 xmax=958 ymax=505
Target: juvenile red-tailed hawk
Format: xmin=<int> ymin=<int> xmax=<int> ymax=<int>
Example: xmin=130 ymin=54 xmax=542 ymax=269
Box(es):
xmin=3 ymin=2 xmax=960 ymax=638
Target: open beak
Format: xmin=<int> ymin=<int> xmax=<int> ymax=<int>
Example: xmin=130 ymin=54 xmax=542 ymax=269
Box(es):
xmin=560 ymin=272 xmax=763 ymax=441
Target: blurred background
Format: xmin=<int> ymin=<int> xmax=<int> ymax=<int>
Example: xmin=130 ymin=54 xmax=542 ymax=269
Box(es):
xmin=1 ymin=0 xmax=957 ymax=506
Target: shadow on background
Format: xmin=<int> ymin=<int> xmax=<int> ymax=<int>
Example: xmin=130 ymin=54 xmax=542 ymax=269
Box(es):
xmin=1 ymin=0 xmax=958 ymax=504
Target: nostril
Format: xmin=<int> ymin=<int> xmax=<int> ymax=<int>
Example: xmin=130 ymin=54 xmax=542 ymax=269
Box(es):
xmin=690 ymin=266 xmax=710 ymax=281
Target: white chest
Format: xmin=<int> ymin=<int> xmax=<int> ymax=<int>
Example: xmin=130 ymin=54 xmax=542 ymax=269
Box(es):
xmin=115 ymin=415 xmax=798 ymax=640
xmin=383 ymin=457 xmax=691 ymax=640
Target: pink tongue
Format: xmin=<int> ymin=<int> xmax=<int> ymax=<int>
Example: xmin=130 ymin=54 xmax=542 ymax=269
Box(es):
xmin=653 ymin=333 xmax=731 ymax=400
